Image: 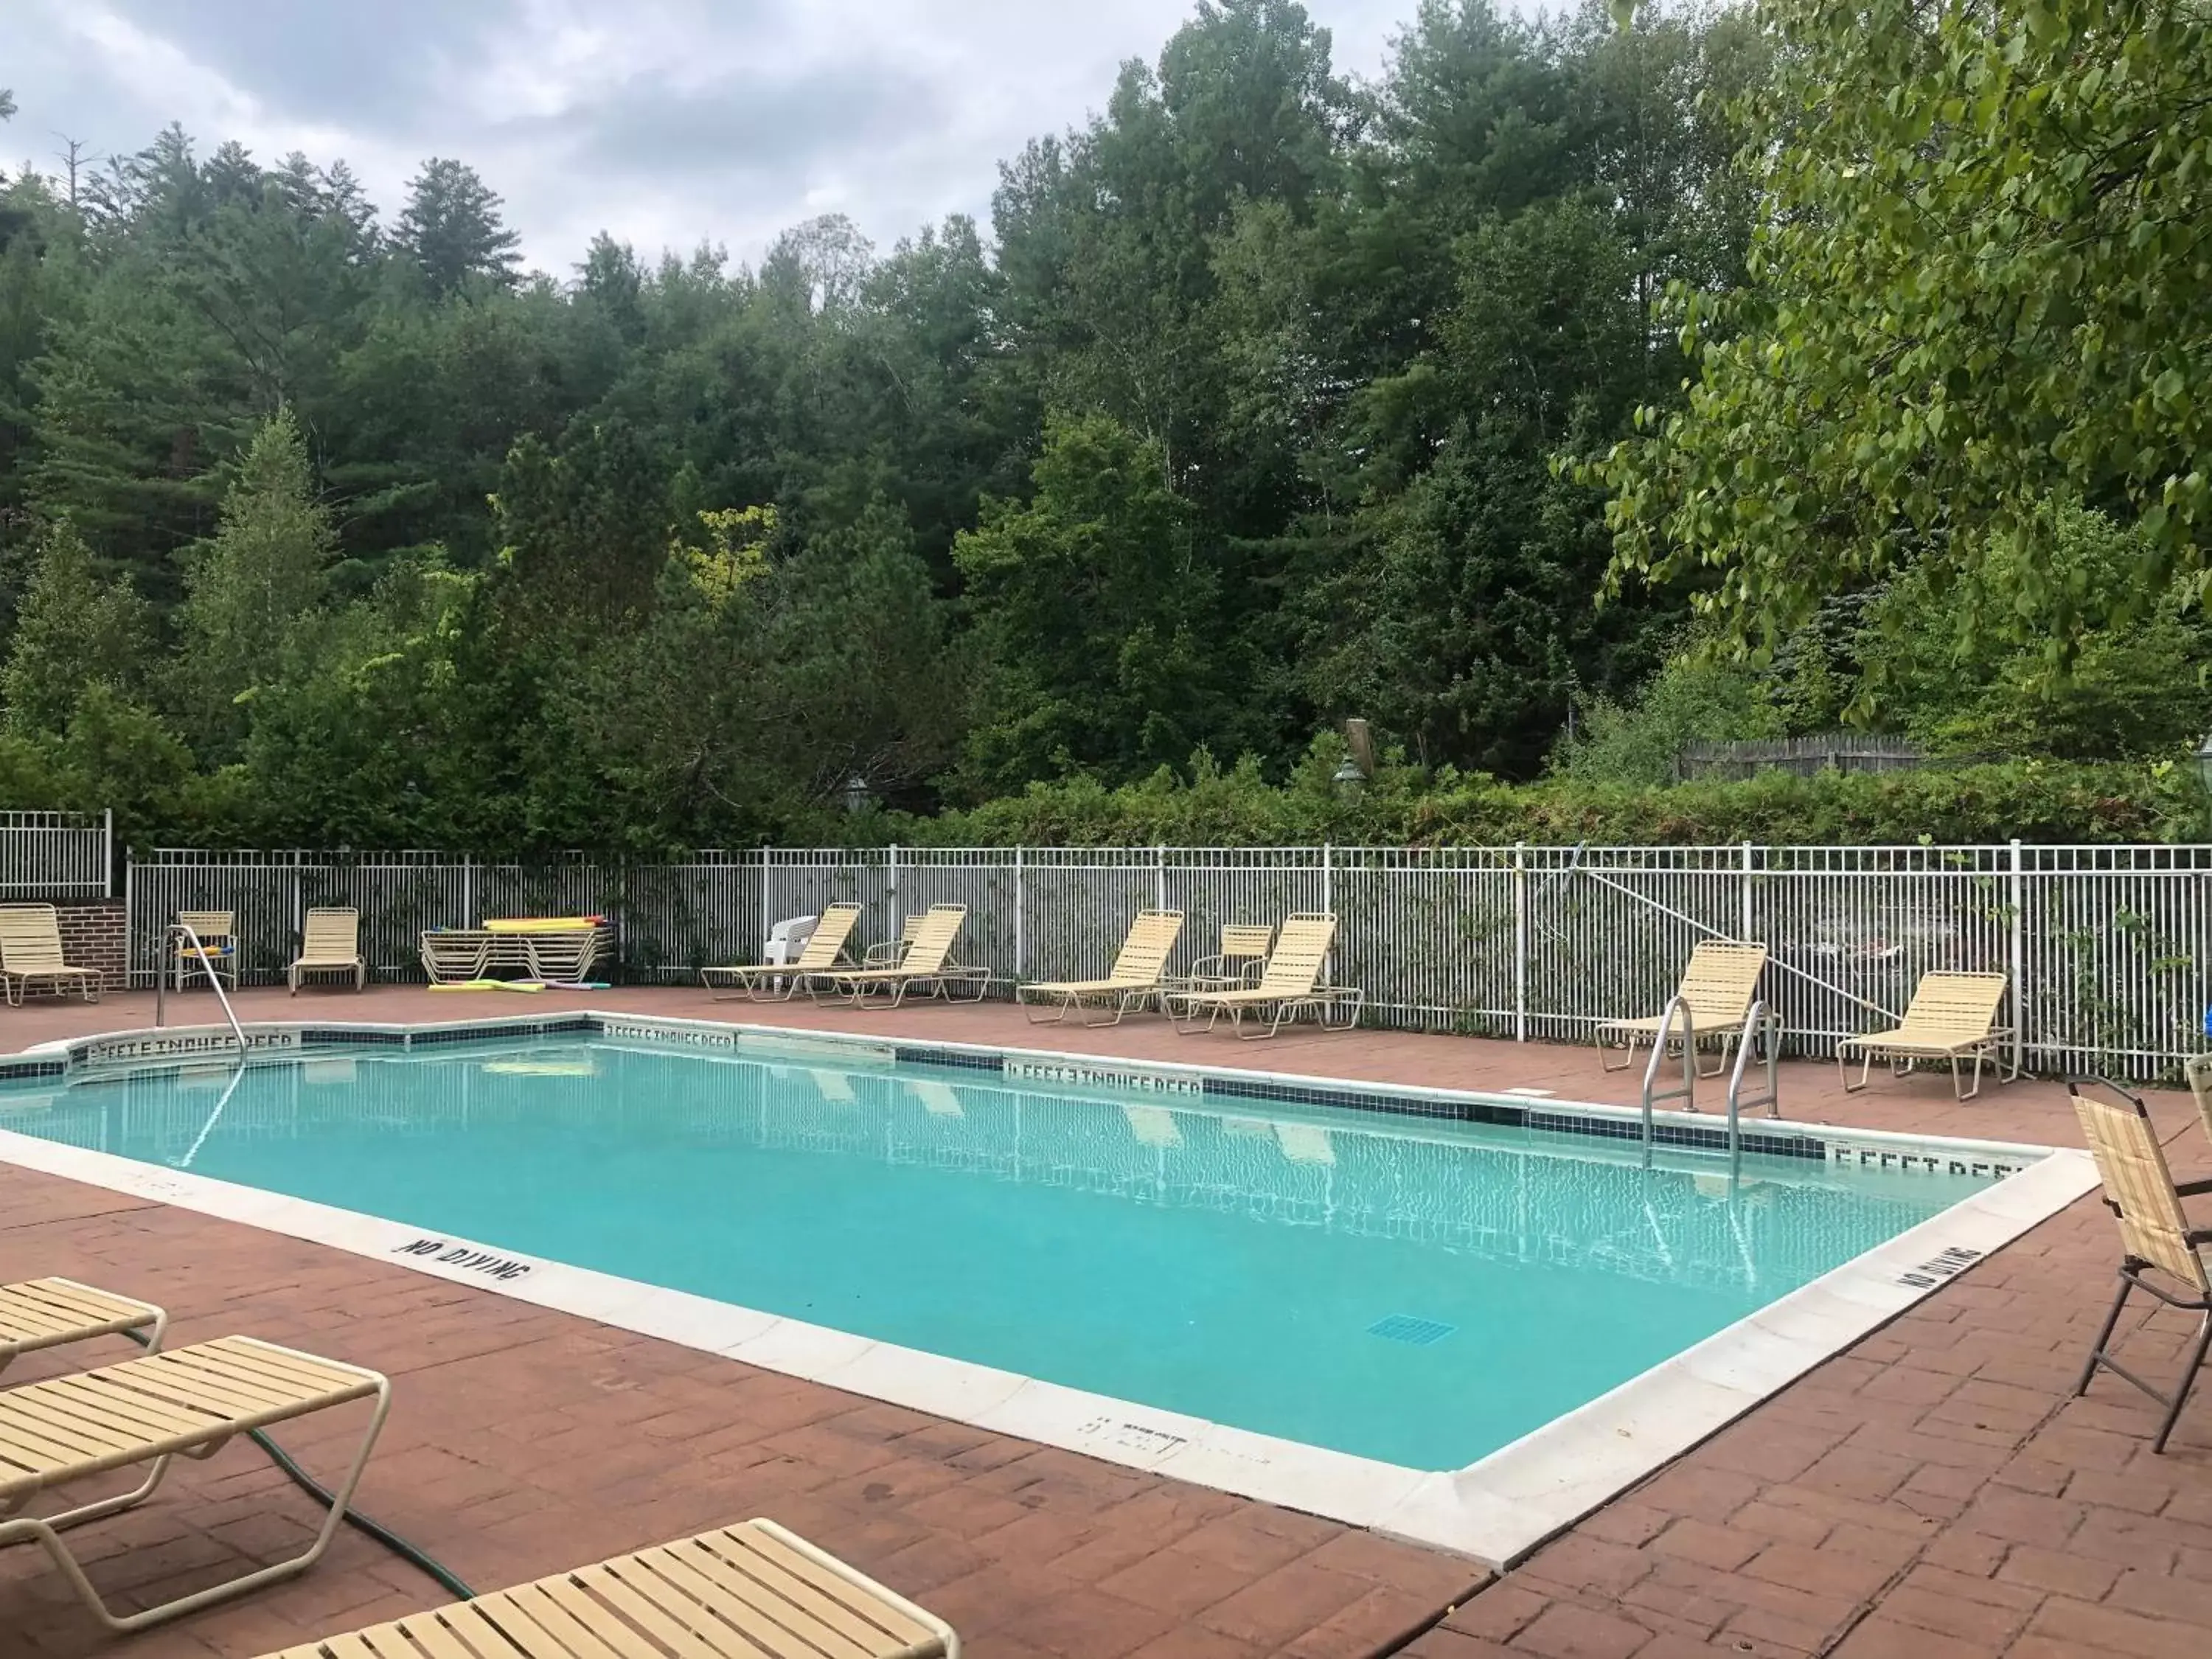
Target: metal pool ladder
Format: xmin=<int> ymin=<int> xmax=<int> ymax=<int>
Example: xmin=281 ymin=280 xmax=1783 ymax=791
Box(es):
xmin=1638 ymin=994 xmax=1696 ymax=1166
xmin=1723 ymin=999 xmax=1781 ymax=1164
xmin=156 ymin=921 xmax=247 ymax=1057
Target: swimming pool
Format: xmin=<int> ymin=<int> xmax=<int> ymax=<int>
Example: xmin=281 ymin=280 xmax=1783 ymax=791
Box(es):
xmin=0 ymin=1015 xmax=2091 ymax=1562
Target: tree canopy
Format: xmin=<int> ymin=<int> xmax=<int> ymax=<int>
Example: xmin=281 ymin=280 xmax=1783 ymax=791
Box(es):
xmin=0 ymin=0 xmax=2204 ymax=849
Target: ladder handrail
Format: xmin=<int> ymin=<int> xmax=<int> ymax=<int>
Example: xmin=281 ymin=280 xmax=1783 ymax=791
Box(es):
xmin=1724 ymin=998 xmax=1781 ymax=1164
xmin=1641 ymin=993 xmax=1697 ymax=1161
xmin=156 ymin=922 xmax=247 ymax=1055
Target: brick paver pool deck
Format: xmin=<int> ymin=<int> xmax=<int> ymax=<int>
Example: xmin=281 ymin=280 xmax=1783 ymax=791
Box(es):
xmin=1 ymin=985 xmax=2208 ymax=1658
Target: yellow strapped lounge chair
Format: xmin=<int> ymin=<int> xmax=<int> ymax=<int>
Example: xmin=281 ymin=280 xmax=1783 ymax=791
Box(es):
xmin=0 ymin=904 xmax=102 ymax=1006
xmin=863 ymin=912 xmax=926 ymax=969
xmin=1837 ymin=970 xmax=2017 ymax=1099
xmin=1019 ymin=908 xmax=1185 ymax=1026
xmin=288 ymin=906 xmax=366 ymax=993
xmin=170 ymin=909 xmax=239 ymax=991
xmin=251 ymin=1519 xmax=958 ymax=1659
xmin=0 ymin=1335 xmax=391 ymax=1632
xmin=703 ymin=902 xmax=866 ymax=1002
xmin=1596 ymin=939 xmax=1770 ymax=1077
xmin=0 ymin=1279 xmax=165 ymax=1377
xmin=807 ymin=904 xmax=988 ymax=1009
xmin=1176 ymin=923 xmax=1276 ymax=993
xmin=2070 ymin=1078 xmax=2212 ymax=1453
xmin=1166 ymin=912 xmax=1360 ymax=1039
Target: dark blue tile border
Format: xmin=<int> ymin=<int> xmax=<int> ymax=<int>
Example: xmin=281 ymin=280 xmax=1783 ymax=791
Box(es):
xmin=0 ymin=1059 xmax=65 ymax=1079
xmin=892 ymin=1045 xmax=1001 ymax=1072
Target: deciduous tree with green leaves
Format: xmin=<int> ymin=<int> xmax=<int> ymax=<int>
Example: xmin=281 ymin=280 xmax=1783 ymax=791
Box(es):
xmin=1592 ymin=0 xmax=2212 ymax=664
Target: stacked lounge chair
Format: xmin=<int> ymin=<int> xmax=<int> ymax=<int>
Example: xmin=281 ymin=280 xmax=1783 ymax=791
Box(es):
xmin=1018 ymin=909 xmax=1184 ymax=1026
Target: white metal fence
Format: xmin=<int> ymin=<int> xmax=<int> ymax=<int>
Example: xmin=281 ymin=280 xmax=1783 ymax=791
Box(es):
xmin=0 ymin=811 xmax=112 ymax=898
xmin=123 ymin=842 xmax=2212 ymax=1079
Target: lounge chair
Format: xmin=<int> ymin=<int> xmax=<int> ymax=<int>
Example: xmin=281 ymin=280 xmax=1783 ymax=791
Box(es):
xmin=807 ymin=904 xmax=988 ymax=1009
xmin=1596 ymin=939 xmax=1770 ymax=1076
xmin=1837 ymin=970 xmax=2017 ymax=1099
xmin=248 ymin=1519 xmax=958 ymax=1659
xmin=1166 ymin=912 xmax=1361 ymax=1039
xmin=0 ymin=1335 xmax=390 ymax=1632
xmin=171 ymin=909 xmax=239 ymax=992
xmin=0 ymin=1279 xmax=165 ymax=1377
xmin=0 ymin=904 xmax=102 ymax=1006
xmin=1174 ymin=923 xmax=1276 ymax=993
xmin=2071 ymin=1078 xmax=2212 ymax=1453
xmin=703 ymin=902 xmax=864 ymax=1002
xmin=1018 ymin=908 xmax=1184 ymax=1026
xmin=288 ymin=907 xmax=366 ymax=994
xmin=863 ymin=912 xmax=926 ymax=969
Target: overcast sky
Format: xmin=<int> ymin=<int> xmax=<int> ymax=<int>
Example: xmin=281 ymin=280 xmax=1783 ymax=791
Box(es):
xmin=0 ymin=0 xmax=1481 ymax=276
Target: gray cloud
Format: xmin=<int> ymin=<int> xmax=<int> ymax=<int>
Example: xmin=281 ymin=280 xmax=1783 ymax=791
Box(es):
xmin=0 ymin=0 xmax=1455 ymax=271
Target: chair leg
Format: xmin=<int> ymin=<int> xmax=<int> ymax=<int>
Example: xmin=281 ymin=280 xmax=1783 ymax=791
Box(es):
xmin=2152 ymin=1312 xmax=2212 ymax=1453
xmin=2077 ymin=1271 xmax=2137 ymax=1397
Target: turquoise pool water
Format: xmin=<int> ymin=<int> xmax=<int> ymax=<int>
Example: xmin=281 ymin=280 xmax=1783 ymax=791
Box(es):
xmin=0 ymin=1040 xmax=1991 ymax=1468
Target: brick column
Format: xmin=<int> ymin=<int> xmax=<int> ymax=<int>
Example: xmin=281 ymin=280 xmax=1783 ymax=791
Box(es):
xmin=53 ymin=900 xmax=127 ymax=992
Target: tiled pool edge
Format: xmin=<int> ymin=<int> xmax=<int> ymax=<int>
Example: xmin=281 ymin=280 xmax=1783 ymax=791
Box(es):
xmin=0 ymin=1012 xmax=2098 ymax=1568
xmin=27 ymin=1009 xmax=2055 ymax=1178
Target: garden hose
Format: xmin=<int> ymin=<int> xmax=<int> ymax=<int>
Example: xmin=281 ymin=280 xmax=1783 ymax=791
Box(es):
xmin=120 ymin=1326 xmax=474 ymax=1600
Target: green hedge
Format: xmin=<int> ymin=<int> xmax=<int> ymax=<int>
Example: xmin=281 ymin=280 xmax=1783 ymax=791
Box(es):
xmin=904 ymin=754 xmax=2196 ymax=848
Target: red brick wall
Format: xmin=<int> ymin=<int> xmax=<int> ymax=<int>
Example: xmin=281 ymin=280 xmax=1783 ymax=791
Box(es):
xmin=53 ymin=901 xmax=125 ymax=992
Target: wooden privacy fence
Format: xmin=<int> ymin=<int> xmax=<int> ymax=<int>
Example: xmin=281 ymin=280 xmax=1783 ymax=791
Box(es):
xmin=122 ymin=843 xmax=2212 ymax=1079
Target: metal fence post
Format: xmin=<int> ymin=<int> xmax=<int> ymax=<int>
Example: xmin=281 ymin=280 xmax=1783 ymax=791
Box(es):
xmin=102 ymin=809 xmax=114 ymax=898
xmin=1741 ymin=840 xmax=1756 ymax=941
xmin=2008 ymin=838 xmax=2025 ymax=1077
xmin=889 ymin=843 xmax=902 ymax=934
xmin=1321 ymin=842 xmax=1332 ymax=916
xmin=1513 ymin=843 xmax=1528 ymax=1043
xmin=122 ymin=846 xmax=136 ymax=987
xmin=759 ymin=847 xmax=772 ymax=950
xmin=1014 ymin=846 xmax=1026 ymax=978
xmin=1155 ymin=844 xmax=1166 ymax=911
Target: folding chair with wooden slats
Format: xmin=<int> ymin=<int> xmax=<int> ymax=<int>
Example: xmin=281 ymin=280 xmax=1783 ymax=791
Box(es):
xmin=2072 ymin=1077 xmax=2212 ymax=1453
xmin=252 ymin=1518 xmax=958 ymax=1659
xmin=0 ymin=1335 xmax=390 ymax=1631
xmin=0 ymin=1279 xmax=166 ymax=1377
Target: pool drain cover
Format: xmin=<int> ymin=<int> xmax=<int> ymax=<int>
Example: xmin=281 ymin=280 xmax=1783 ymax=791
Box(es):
xmin=1368 ymin=1315 xmax=1455 ymax=1346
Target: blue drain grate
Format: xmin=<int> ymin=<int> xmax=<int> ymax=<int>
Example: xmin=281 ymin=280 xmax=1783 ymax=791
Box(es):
xmin=1368 ymin=1315 xmax=1455 ymax=1346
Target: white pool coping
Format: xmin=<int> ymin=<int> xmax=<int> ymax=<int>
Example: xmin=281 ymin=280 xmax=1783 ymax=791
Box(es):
xmin=0 ymin=1012 xmax=2099 ymax=1568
